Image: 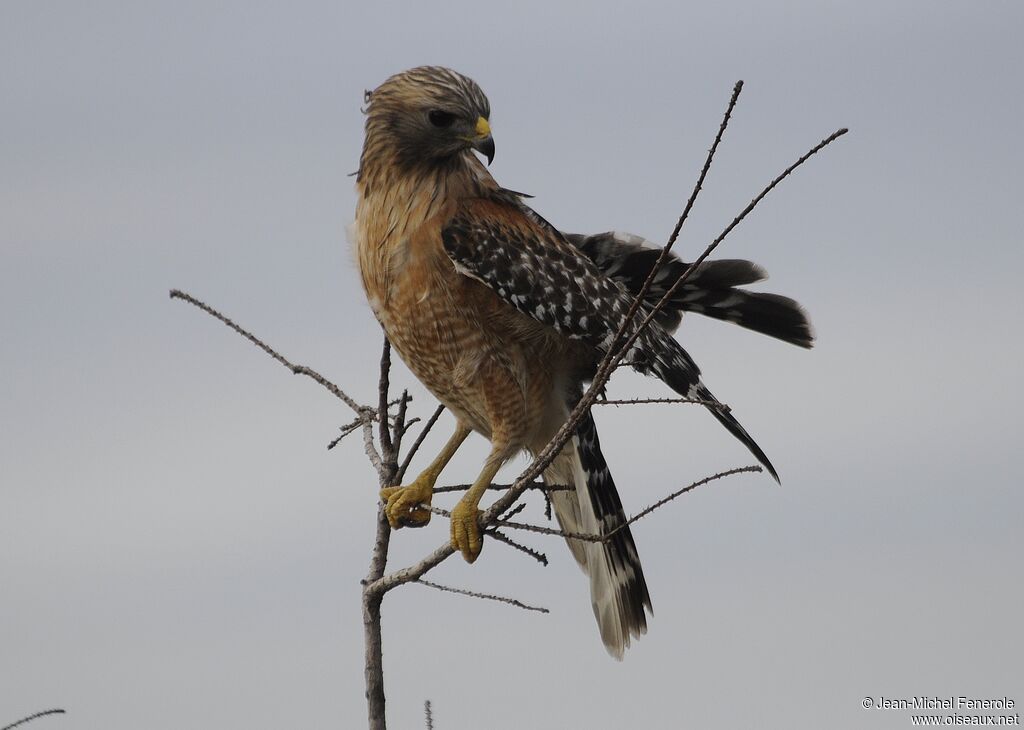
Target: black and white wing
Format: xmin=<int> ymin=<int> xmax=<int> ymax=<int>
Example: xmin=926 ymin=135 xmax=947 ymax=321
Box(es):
xmin=441 ymin=197 xmax=779 ymax=481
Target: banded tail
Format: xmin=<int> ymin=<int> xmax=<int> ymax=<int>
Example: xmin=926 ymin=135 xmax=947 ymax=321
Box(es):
xmin=542 ymin=407 xmax=651 ymax=658
xmin=568 ymin=230 xmax=815 ymax=348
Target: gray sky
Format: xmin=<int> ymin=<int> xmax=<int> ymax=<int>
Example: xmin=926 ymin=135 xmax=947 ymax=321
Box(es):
xmin=2 ymin=1 xmax=1022 ymax=728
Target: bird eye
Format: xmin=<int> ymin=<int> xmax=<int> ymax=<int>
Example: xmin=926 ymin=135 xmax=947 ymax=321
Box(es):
xmin=428 ymin=109 xmax=456 ymax=128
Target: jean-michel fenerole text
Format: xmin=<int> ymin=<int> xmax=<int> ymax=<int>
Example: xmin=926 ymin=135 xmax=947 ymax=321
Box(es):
xmin=875 ymin=697 xmax=1015 ymax=711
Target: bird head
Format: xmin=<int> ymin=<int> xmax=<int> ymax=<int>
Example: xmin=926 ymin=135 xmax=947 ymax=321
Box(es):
xmin=362 ymin=66 xmax=495 ymax=168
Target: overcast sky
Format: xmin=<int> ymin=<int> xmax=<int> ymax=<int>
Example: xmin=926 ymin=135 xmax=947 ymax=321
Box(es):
xmin=2 ymin=2 xmax=1022 ymax=729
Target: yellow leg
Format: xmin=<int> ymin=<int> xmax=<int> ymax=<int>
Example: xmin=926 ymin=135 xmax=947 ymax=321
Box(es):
xmin=381 ymin=424 xmax=470 ymax=529
xmin=450 ymin=447 xmax=507 ymax=564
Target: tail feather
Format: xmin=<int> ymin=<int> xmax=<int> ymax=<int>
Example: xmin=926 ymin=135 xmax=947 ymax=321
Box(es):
xmin=551 ymin=230 xmax=793 ymax=653
xmin=568 ymin=230 xmax=814 ymax=348
xmin=650 ymin=340 xmax=780 ymax=483
xmin=686 ymin=258 xmax=768 ymax=288
xmin=697 ymin=384 xmax=779 ymax=483
xmin=543 ymin=408 xmax=651 ymax=658
xmin=544 ymin=450 xmax=587 ymax=570
xmin=675 ymin=289 xmax=814 ymax=349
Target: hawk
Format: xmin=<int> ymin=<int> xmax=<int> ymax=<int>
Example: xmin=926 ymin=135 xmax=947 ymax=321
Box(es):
xmin=352 ymin=67 xmax=813 ymax=657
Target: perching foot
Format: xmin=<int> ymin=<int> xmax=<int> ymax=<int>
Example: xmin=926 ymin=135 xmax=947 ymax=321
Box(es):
xmin=450 ymin=500 xmax=483 ymax=563
xmin=380 ymin=475 xmax=434 ymax=529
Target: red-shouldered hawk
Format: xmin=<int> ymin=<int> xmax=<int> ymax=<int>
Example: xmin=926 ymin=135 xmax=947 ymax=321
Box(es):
xmin=353 ymin=67 xmax=813 ymax=657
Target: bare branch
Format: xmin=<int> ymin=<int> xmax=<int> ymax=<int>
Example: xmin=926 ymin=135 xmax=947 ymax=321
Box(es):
xmin=496 ymin=466 xmax=761 ymax=542
xmin=369 ymin=540 xmax=454 ymax=595
xmin=169 ymin=289 xmax=366 ymax=415
xmin=362 ymin=418 xmax=385 ymax=475
xmin=500 ymin=502 xmax=527 ymax=521
xmin=568 ymin=80 xmax=746 ymax=428
xmin=1 ymin=710 xmax=65 ymax=730
xmin=420 ymin=505 xmax=452 ymax=518
xmin=327 ymin=417 xmax=364 ymax=450
xmin=609 ymin=80 xmax=745 ymax=358
xmin=415 ymin=579 xmax=549 ymax=614
xmin=377 ymin=340 xmax=395 ymax=468
xmin=397 ymin=415 xmax=420 ymax=438
xmin=395 ymin=404 xmax=446 ymax=484
xmin=606 ymin=129 xmax=849 ymax=412
xmin=629 ymin=466 xmax=760 ymax=525
xmin=390 ymin=390 xmax=413 ymax=468
xmin=432 ymin=482 xmax=569 ymax=494
xmin=362 ymin=338 xmax=398 ymax=730
xmin=424 ymin=701 xmax=434 ymax=730
xmin=595 ymin=397 xmax=729 ymax=410
xmin=334 ymin=400 xmax=408 ymax=455
xmin=634 ymin=127 xmax=850 ymax=340
xmin=487 ymin=529 xmax=549 ymax=566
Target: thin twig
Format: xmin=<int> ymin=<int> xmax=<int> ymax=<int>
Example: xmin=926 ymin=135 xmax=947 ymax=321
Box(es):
xmin=361 ymin=338 xmax=396 ymax=730
xmin=390 ymin=390 xmax=412 ymax=463
xmin=630 ymin=465 xmax=760 ymax=524
xmin=362 ymin=417 xmax=384 ymax=474
xmin=500 ymin=502 xmax=527 ymax=521
xmin=334 ymin=399 xmax=410 ymax=453
xmin=496 ymin=466 xmax=761 ymax=542
xmin=1 ymin=710 xmax=66 ymax=730
xmin=168 ymin=289 xmax=366 ymax=415
xmin=398 ymin=415 xmax=421 ymax=438
xmin=487 ymin=529 xmax=549 ymax=566
xmin=595 ymin=397 xmax=729 ymax=410
xmin=396 ymin=405 xmax=445 ymax=484
xmin=567 ymin=80 xmax=745 ymax=430
xmin=415 ymin=579 xmax=549 ymax=614
xmin=635 ymin=128 xmax=850 ymax=339
xmin=432 ymin=482 xmax=569 ymax=494
xmin=378 ymin=341 xmax=395 ymax=474
xmin=327 ymin=418 xmax=364 ymax=450
xmin=373 ymin=543 xmax=453 ymax=593
xmin=591 ymin=129 xmax=850 ymax=447
xmin=610 ymin=80 xmax=745 ymax=360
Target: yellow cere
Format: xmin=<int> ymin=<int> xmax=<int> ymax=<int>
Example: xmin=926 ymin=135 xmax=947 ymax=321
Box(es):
xmin=475 ymin=116 xmax=491 ymax=138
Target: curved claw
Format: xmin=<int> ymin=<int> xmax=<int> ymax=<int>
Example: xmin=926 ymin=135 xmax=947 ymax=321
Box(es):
xmin=450 ymin=502 xmax=483 ymax=563
xmin=380 ymin=480 xmax=433 ymax=530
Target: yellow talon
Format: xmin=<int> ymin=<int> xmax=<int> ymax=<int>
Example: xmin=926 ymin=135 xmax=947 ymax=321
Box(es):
xmin=380 ymin=475 xmax=434 ymax=529
xmin=450 ymin=500 xmax=483 ymax=563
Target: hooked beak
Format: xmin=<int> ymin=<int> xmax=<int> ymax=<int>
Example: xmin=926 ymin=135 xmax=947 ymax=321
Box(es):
xmin=471 ymin=116 xmax=495 ymax=165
